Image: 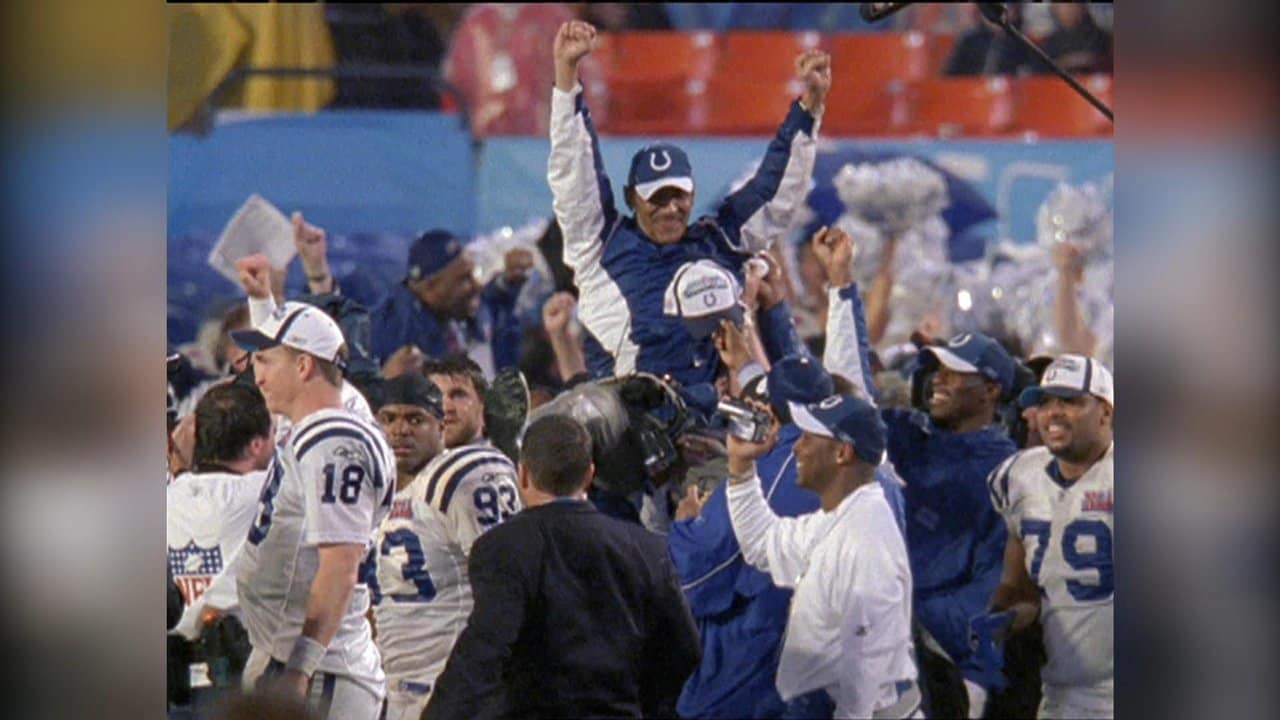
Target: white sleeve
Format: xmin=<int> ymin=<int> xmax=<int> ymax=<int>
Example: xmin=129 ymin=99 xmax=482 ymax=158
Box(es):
xmin=726 ymin=474 xmax=832 ymax=588
xmin=247 ymin=295 xmax=278 ymax=328
xmin=547 ymin=84 xmax=616 ymax=276
xmin=823 ymin=284 xmax=875 ymax=403
xmin=299 ymin=435 xmax=382 ymax=546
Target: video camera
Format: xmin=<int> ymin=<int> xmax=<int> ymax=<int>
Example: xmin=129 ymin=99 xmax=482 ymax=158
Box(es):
xmin=530 ymin=372 xmax=693 ymax=496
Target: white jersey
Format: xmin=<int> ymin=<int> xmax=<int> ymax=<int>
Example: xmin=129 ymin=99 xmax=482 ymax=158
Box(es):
xmin=237 ymin=407 xmax=396 ymax=698
xmin=167 ymin=469 xmax=265 ymax=640
xmin=369 ymin=445 xmax=521 ymax=709
xmin=988 ymin=444 xmax=1114 ymax=695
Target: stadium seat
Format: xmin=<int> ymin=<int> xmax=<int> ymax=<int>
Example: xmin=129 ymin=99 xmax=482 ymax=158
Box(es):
xmin=716 ymin=31 xmax=825 ymax=81
xmin=1015 ymin=74 xmax=1114 ymax=137
xmin=822 ymin=32 xmax=931 ymax=135
xmin=597 ymin=31 xmax=718 ymax=135
xmin=704 ymin=77 xmax=806 ymax=135
xmin=903 ymin=76 xmax=1016 ymax=138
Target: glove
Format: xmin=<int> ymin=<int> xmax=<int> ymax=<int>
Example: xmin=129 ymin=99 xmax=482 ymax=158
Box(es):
xmin=968 ymin=609 xmax=1016 ymax=692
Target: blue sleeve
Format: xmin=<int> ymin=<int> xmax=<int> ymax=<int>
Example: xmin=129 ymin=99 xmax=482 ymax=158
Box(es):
xmin=915 ymin=495 xmax=1009 ymax=682
xmin=369 ymin=290 xmax=411 ymax=365
xmin=667 ymin=483 xmax=742 ymax=618
xmin=756 ymin=300 xmax=809 ymax=364
xmin=481 ymin=277 xmax=526 ymax=372
xmin=714 ymin=101 xmax=818 ymax=254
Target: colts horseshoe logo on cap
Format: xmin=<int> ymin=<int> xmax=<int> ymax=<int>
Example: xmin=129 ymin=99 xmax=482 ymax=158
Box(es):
xmin=649 ymin=151 xmax=672 ymax=172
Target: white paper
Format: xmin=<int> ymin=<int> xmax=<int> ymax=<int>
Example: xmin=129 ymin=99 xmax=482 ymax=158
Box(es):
xmin=207 ymin=194 xmax=296 ymax=286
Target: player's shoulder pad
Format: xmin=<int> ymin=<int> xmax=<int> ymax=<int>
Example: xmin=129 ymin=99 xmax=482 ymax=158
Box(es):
xmin=987 ymin=446 xmax=1051 ymax=511
xmin=291 ymin=413 xmax=392 ymax=486
xmin=421 ymin=445 xmax=516 ymax=514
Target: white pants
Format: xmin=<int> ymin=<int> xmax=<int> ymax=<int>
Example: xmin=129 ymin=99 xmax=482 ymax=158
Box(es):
xmin=383 ymin=687 xmax=431 ymax=720
xmin=1039 ymin=682 xmax=1114 ymax=719
xmin=242 ymin=647 xmax=383 ymax=720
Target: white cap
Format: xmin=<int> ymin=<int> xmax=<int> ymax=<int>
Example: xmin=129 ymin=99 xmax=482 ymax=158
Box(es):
xmin=231 ymin=301 xmax=348 ymax=370
xmin=662 ymin=260 xmax=745 ymax=339
xmin=1019 ymin=354 xmax=1113 ymax=408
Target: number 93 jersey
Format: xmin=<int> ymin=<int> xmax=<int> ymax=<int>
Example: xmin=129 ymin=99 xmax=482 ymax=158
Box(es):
xmin=369 ymin=444 xmax=521 ymax=702
xmin=988 ymin=443 xmax=1114 ymax=690
xmin=237 ymin=408 xmax=396 ymax=697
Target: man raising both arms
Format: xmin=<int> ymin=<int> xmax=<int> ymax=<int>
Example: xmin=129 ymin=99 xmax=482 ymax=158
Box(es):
xmin=548 ymin=20 xmax=829 ymax=400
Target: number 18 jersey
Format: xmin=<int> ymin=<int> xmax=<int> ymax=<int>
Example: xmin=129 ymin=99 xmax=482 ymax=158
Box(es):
xmin=988 ymin=443 xmax=1114 ymax=691
xmin=237 ymin=408 xmax=396 ymax=699
xmin=370 ymin=444 xmax=521 ymax=705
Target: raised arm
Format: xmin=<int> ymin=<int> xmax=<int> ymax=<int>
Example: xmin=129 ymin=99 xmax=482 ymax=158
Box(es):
xmin=548 ymin=20 xmax=618 ymax=270
xmin=716 ymin=51 xmax=830 ymax=254
xmin=811 ymin=226 xmax=877 ymax=401
xmin=542 ymin=292 xmax=588 ymax=383
xmin=724 ymin=404 xmax=832 ymax=586
xmin=1051 ymin=242 xmax=1098 ymax=355
xmin=292 ymin=211 xmax=337 ymax=296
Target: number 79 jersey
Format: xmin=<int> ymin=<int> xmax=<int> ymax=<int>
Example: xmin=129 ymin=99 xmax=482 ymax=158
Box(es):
xmin=988 ymin=443 xmax=1114 ymax=690
xmin=369 ymin=444 xmax=521 ymax=695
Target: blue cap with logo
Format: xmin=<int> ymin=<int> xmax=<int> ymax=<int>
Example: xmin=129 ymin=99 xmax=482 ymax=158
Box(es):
xmin=789 ymin=393 xmax=887 ymax=465
xmin=407 ymin=229 xmax=466 ymax=281
xmin=628 ymin=142 xmax=695 ymax=201
xmin=919 ymin=332 xmax=1016 ymax=394
xmin=749 ymin=354 xmax=834 ymax=424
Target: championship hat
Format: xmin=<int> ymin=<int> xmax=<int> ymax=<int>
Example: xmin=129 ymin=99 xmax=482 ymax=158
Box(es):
xmin=407 ymin=229 xmax=466 ymax=281
xmin=1018 ymin=354 xmax=1114 ymax=408
xmin=231 ymin=301 xmax=348 ymax=370
xmin=919 ymin=332 xmax=1016 ymax=394
xmin=663 ymin=259 xmax=745 ymax=339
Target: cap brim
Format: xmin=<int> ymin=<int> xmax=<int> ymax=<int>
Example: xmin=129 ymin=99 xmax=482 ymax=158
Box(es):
xmin=230 ymin=328 xmax=281 ymax=353
xmin=922 ymin=346 xmax=980 ymax=374
xmin=634 ymin=176 xmax=694 ymax=201
xmin=789 ymin=401 xmax=835 ymax=440
xmin=682 ymin=305 xmax=745 ymax=339
xmin=1018 ymin=385 xmax=1088 ymax=408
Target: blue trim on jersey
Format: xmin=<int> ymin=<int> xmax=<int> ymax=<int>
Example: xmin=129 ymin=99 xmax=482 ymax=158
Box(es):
xmin=423 ymin=447 xmax=482 ymax=506
xmin=436 ymin=455 xmax=505 ymax=514
xmin=424 ymin=447 xmax=510 ymax=509
xmin=294 ymin=426 xmax=386 ymax=492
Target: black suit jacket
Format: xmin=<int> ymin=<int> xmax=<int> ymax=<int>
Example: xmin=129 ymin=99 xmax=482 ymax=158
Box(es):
xmin=424 ymin=499 xmax=700 ymax=719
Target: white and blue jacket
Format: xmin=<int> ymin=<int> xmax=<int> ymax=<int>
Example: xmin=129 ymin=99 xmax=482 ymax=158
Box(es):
xmin=547 ymin=83 xmax=819 ymax=387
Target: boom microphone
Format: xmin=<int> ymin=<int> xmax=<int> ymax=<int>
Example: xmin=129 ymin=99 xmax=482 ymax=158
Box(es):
xmin=859 ymin=2 xmax=915 ymax=23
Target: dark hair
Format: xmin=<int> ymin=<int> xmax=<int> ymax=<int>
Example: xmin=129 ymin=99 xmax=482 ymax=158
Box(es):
xmin=423 ymin=353 xmax=488 ymax=399
xmin=192 ymin=383 xmax=271 ymax=468
xmin=520 ymin=414 xmax=593 ymax=496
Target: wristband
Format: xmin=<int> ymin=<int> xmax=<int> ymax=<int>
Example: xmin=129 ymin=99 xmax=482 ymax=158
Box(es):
xmin=286 ymin=636 xmax=327 ymax=678
xmin=307 ymin=272 xmax=330 ymax=283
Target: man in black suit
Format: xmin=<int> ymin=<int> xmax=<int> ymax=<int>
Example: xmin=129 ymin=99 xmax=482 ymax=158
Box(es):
xmin=423 ymin=413 xmax=701 ymax=719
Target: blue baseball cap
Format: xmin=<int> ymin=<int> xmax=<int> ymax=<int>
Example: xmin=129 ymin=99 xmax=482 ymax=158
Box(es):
xmin=628 ymin=143 xmax=694 ymax=201
xmin=407 ymin=229 xmax=466 ymax=281
xmin=763 ymin=354 xmax=835 ymax=423
xmin=789 ymin=393 xmax=887 ymax=465
xmin=919 ymin=332 xmax=1016 ymax=394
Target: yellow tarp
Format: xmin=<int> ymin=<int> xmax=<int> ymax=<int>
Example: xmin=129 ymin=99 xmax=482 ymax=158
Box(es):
xmin=168 ymin=3 xmax=336 ymax=131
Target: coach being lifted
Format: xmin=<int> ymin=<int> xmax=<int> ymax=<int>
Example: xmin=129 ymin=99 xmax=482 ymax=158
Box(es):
xmin=547 ymin=20 xmax=830 ymax=395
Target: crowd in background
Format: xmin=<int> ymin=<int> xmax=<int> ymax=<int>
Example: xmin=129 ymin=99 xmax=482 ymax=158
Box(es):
xmin=167 ymin=8 xmax=1114 ymax=720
